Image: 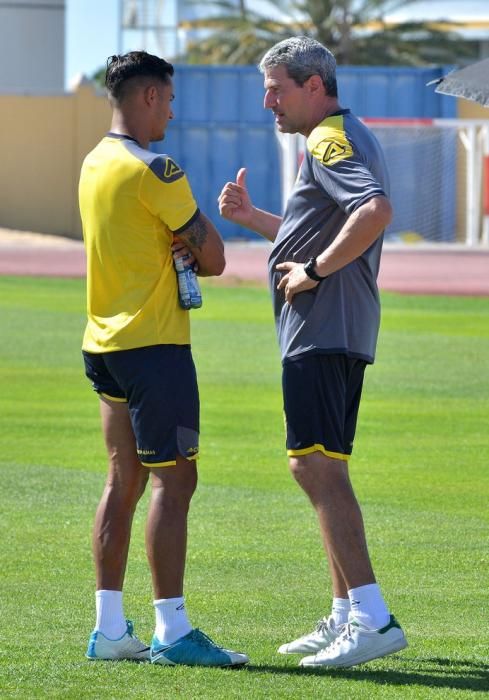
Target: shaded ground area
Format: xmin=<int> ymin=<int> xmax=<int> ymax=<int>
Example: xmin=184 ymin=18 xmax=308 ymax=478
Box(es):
xmin=0 ymin=229 xmax=488 ymax=296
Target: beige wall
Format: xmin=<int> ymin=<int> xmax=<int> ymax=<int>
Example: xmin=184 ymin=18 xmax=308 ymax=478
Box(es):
xmin=0 ymin=81 xmax=110 ymax=239
xmin=455 ymin=100 xmax=488 ymax=242
xmin=458 ymin=100 xmax=489 ymax=120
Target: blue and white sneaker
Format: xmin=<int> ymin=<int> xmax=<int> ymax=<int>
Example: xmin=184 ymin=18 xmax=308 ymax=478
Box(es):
xmin=86 ymin=620 xmax=150 ymax=661
xmin=150 ymin=628 xmax=249 ymax=667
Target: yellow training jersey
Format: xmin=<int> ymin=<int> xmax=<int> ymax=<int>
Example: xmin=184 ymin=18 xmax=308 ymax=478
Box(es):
xmin=79 ymin=133 xmax=199 ymax=353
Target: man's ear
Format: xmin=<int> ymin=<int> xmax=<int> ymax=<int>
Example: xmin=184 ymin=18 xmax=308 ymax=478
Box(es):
xmin=305 ymin=74 xmax=325 ymax=97
xmin=143 ymin=84 xmax=158 ymax=106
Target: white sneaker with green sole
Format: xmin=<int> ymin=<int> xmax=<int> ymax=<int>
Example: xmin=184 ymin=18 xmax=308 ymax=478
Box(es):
xmin=278 ymin=615 xmax=343 ymax=655
xmin=299 ymin=615 xmax=407 ymax=668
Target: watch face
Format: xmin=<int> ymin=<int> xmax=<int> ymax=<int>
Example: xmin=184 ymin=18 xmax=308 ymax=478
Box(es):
xmin=304 ymin=257 xmax=322 ymax=281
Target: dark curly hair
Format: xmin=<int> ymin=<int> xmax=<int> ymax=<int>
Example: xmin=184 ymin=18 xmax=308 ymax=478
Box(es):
xmin=105 ymin=51 xmax=174 ymax=101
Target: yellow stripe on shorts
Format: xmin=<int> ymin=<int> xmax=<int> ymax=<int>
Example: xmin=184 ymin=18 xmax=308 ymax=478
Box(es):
xmin=141 ymin=453 xmax=199 ymax=468
xmin=287 ymin=443 xmax=349 ymax=461
xmin=100 ymin=392 xmax=127 ymax=403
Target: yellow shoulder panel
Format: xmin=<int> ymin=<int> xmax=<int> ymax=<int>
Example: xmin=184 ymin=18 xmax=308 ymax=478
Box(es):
xmin=306 ymin=115 xmax=353 ymax=167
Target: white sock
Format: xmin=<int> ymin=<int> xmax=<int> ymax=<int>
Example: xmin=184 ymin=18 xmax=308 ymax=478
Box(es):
xmin=331 ymin=597 xmax=350 ymax=626
xmin=348 ymin=583 xmax=390 ymax=630
xmin=95 ymin=589 xmax=127 ymax=639
xmin=154 ymin=596 xmax=192 ymax=645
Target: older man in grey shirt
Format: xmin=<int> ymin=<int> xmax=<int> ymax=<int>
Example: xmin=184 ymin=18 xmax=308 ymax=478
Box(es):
xmin=218 ymin=36 xmax=407 ymax=669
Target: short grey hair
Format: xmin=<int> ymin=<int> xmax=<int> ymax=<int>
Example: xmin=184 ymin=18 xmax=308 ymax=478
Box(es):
xmin=259 ymin=36 xmax=337 ymax=97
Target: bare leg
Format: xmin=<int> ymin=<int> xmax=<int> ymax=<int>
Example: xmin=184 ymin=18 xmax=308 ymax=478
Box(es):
xmin=325 ymin=547 xmax=349 ymax=600
xmin=289 ymin=451 xmax=375 ymax=591
xmin=146 ymin=457 xmax=197 ymax=599
xmin=93 ymin=397 xmax=149 ymax=590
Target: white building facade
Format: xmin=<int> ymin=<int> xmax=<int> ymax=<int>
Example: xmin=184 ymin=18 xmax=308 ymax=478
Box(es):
xmin=0 ymin=0 xmax=65 ymax=93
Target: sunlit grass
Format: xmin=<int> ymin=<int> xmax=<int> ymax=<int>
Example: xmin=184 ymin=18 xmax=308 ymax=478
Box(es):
xmin=0 ymin=276 xmax=487 ymax=698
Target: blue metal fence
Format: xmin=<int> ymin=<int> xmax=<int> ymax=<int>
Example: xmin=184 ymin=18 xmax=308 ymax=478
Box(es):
xmin=153 ymin=65 xmax=457 ymax=240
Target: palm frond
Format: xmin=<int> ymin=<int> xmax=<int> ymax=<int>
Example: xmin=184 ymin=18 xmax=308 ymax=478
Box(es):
xmin=178 ymin=0 xmax=477 ymax=66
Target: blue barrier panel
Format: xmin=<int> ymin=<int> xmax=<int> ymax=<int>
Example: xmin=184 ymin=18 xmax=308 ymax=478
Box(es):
xmin=153 ymin=65 xmax=456 ymax=240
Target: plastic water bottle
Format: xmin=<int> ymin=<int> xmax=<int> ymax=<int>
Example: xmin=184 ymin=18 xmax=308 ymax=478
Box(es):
xmin=174 ymin=254 xmax=202 ymax=310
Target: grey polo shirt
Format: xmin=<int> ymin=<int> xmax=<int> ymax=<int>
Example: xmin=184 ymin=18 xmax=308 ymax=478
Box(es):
xmin=268 ymin=109 xmax=389 ymax=364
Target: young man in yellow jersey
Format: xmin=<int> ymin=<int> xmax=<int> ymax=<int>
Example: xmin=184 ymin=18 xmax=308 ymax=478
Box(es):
xmin=79 ymin=51 xmax=248 ymax=667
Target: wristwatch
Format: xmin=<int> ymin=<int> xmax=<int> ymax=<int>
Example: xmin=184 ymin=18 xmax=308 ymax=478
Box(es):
xmin=303 ymin=256 xmax=326 ymax=282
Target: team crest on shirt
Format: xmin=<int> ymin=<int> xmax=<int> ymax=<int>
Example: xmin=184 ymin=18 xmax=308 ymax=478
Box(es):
xmin=156 ymin=156 xmax=184 ymax=183
xmin=321 ymin=140 xmax=350 ymax=165
xmin=164 ymin=158 xmax=182 ymax=179
xmin=307 ymin=119 xmax=353 ymax=167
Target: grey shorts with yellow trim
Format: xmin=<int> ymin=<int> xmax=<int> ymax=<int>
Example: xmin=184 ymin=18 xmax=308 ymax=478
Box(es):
xmin=282 ymin=353 xmax=366 ymax=461
xmin=83 ymin=344 xmax=199 ymax=467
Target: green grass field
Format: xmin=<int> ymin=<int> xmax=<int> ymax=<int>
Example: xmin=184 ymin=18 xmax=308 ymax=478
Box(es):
xmin=0 ymin=275 xmax=488 ymax=699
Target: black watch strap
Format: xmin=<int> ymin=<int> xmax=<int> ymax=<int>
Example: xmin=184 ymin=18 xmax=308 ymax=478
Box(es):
xmin=304 ymin=257 xmax=326 ymax=282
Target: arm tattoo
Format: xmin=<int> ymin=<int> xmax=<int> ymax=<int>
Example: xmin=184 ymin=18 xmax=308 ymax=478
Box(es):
xmin=180 ymin=214 xmax=208 ymax=251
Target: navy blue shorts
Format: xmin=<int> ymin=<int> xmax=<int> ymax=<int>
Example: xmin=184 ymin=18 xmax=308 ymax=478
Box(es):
xmin=83 ymin=344 xmax=199 ymax=467
xmin=282 ymin=353 xmax=366 ymax=461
